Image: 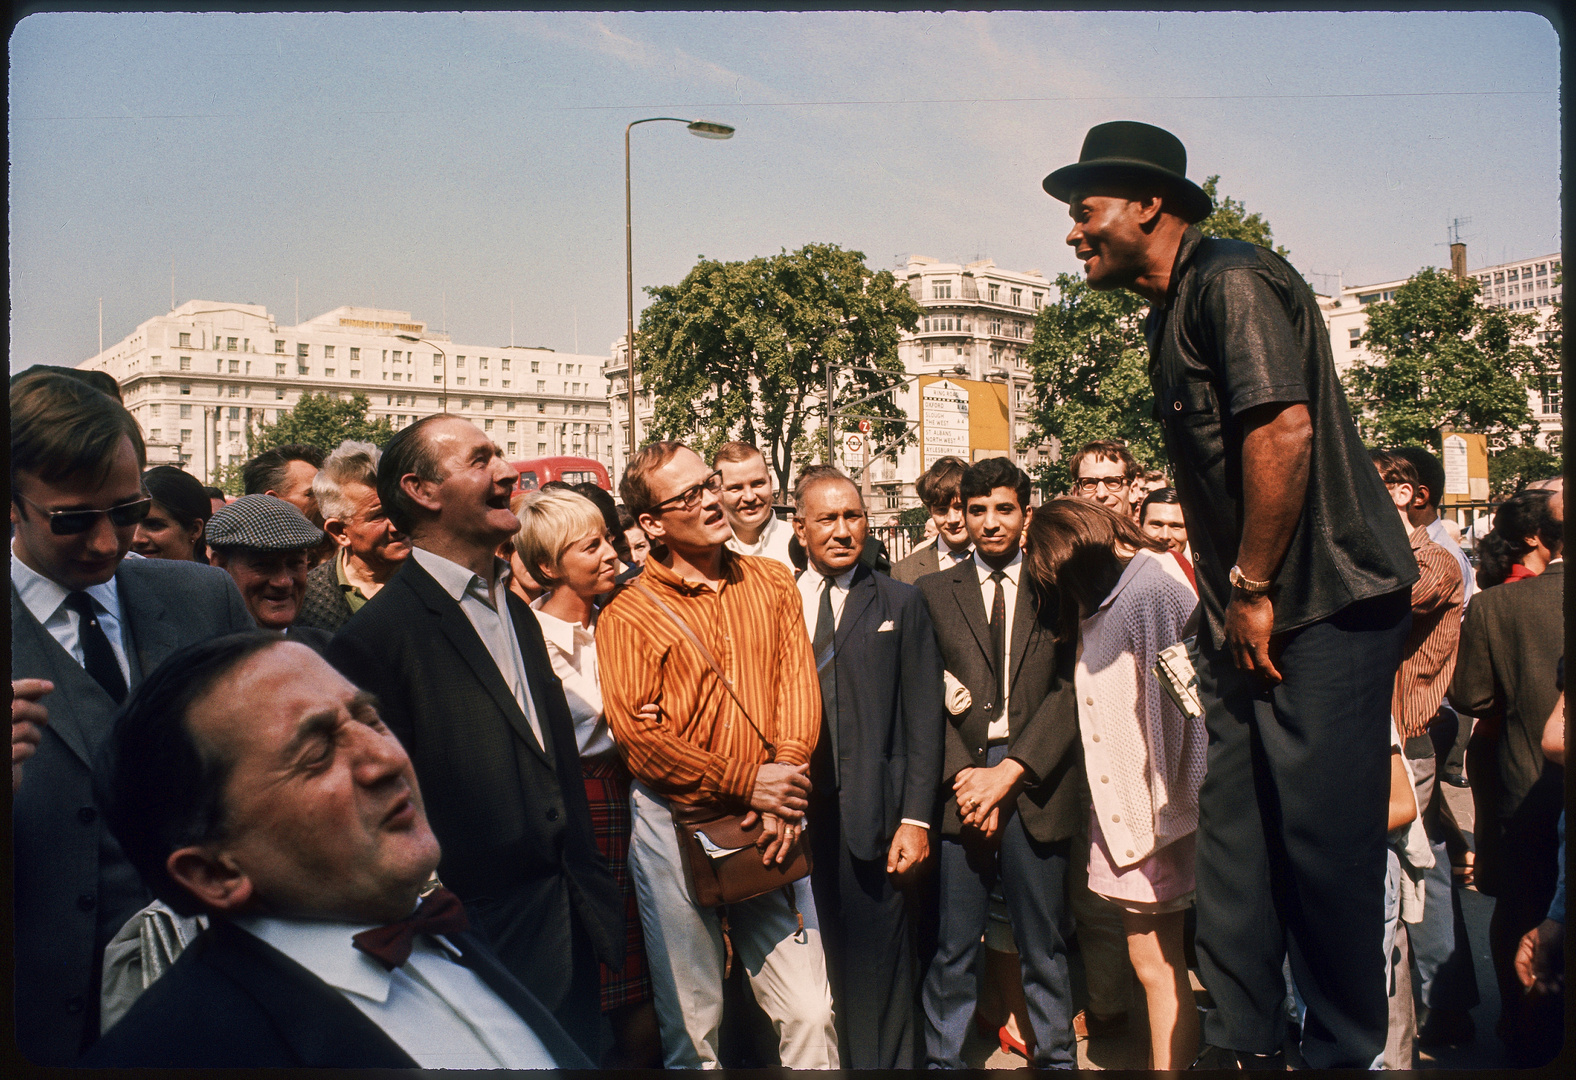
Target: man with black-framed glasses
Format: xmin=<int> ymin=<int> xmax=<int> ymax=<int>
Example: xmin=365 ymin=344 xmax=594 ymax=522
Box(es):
xmin=10 ymin=371 xmax=255 ymax=1065
xmin=1068 ymin=439 xmax=1138 ymax=517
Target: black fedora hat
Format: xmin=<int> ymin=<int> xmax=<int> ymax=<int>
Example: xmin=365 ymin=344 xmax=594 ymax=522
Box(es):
xmin=1043 ymin=121 xmax=1213 ymax=224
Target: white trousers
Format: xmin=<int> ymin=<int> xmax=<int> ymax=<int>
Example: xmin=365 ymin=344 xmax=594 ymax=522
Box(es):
xmin=627 ymin=779 xmax=839 ymax=1070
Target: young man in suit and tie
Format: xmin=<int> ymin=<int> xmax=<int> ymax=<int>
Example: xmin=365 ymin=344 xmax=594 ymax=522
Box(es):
xmin=917 ymin=456 xmax=1084 ymax=1069
xmin=82 ymin=633 xmax=591 ymax=1068
xmin=892 ymin=455 xmax=973 ymax=585
xmin=9 ymin=372 xmax=256 ymax=1065
xmin=792 ymin=466 xmax=945 ymax=1069
xmin=323 ymin=414 xmax=623 ymax=1058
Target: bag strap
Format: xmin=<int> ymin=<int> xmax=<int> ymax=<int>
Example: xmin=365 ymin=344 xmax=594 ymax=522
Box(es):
xmin=632 ymin=580 xmax=773 ymax=754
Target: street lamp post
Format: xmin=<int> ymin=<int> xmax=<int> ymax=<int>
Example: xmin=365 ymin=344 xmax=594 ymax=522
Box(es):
xmin=986 ymin=366 xmax=1016 ymax=466
xmin=625 ymin=117 xmax=735 ymax=470
xmin=397 ymin=335 xmax=448 ymax=414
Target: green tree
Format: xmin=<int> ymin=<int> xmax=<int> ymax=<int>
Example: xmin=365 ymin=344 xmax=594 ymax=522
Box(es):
xmin=1488 ymin=443 xmax=1562 ymax=496
xmin=1196 ymin=175 xmax=1290 ymax=258
xmin=1022 ymin=273 xmax=1162 ymax=495
xmin=638 ymin=243 xmax=921 ymax=493
xmin=1344 ymin=268 xmax=1541 ymax=449
xmin=217 ymin=391 xmax=395 ymax=494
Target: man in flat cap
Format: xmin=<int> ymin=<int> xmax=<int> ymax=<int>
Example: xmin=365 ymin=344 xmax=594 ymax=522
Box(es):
xmin=206 ymin=494 xmax=328 ymax=638
xmin=1043 ymin=122 xmax=1417 ymax=1069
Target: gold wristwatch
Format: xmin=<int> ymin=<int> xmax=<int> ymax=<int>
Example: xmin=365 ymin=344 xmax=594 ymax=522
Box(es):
xmin=1229 ymin=564 xmax=1273 ymax=597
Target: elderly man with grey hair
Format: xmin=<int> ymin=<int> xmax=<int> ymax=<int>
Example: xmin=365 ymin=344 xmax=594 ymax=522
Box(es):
xmin=296 ymin=441 xmax=411 ymax=633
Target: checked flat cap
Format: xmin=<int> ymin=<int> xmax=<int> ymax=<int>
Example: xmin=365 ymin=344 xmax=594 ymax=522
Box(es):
xmin=205 ymin=494 xmax=325 ymax=551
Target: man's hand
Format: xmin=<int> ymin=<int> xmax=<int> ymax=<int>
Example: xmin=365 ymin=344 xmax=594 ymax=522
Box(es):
xmin=886 ymin=822 xmax=931 ymax=884
xmin=748 ymin=761 xmax=811 ymax=821
xmin=1515 ymin=918 xmax=1565 ymax=996
xmin=954 ymin=758 xmax=1026 ymax=829
xmin=1225 ymin=593 xmax=1282 ymax=683
xmin=12 ymin=679 xmax=53 ymax=791
xmin=755 ymin=812 xmax=803 ymax=866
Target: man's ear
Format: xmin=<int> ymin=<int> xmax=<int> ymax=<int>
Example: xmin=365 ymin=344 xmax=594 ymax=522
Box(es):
xmin=323 ymin=518 xmax=351 ymax=548
xmin=1133 ymin=191 xmax=1166 ymax=227
xmin=1410 ymin=485 xmax=1433 ymax=512
xmin=790 ymin=514 xmax=807 ymax=547
xmin=400 ymin=473 xmax=442 ymax=516
xmin=167 ymin=845 xmax=254 ymax=914
xmin=638 ymin=510 xmax=666 ymax=543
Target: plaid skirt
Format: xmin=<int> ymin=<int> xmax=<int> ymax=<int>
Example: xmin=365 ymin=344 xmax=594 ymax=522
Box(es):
xmin=583 ymin=754 xmax=653 ymax=1010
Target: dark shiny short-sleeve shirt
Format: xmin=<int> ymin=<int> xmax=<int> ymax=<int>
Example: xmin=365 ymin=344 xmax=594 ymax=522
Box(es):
xmin=1144 ymin=227 xmax=1416 ymax=648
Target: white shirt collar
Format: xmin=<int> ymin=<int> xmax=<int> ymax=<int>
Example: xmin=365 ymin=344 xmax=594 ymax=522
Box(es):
xmin=10 ymin=548 xmax=122 ymax=625
xmin=810 ymin=565 xmax=858 ymax=590
xmin=939 ymin=539 xmax=973 ymax=563
xmin=972 ymin=547 xmax=1021 ymax=587
xmin=529 ymin=594 xmax=595 ymax=653
xmin=231 ymin=914 xmax=462 ymax=1005
xmin=411 ymin=546 xmax=509 ymax=605
xmin=726 ymin=512 xmax=783 ymax=556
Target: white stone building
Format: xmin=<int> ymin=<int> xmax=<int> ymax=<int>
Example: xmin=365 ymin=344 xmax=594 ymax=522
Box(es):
xmin=79 ymin=301 xmax=615 ymax=486
xmin=1320 ymin=248 xmax=1562 ymax=447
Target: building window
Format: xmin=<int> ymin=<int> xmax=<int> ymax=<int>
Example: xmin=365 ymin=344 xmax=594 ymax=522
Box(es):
xmin=479 ymin=357 xmax=488 ymax=369
xmin=501 ymin=358 xmax=511 ymax=371
xmin=226 ymin=337 xmax=238 ymax=351
xmin=538 ymin=442 xmax=548 ymax=453
xmin=538 ymin=422 xmax=547 ymax=433
xmin=456 ymin=356 xmax=466 ymax=368
xmin=180 ymin=428 xmax=192 ymax=442
xmin=484 ymin=400 xmax=494 ymax=411
xmin=299 ymin=364 xmax=310 ymax=376
xmin=434 ymin=374 xmax=443 ymax=384
xmin=455 ymin=376 xmax=466 ymax=386
xmin=227 ymin=359 xmax=240 ymax=373
xmin=507 ymin=441 xmax=517 ymax=456
xmin=350 ymin=369 xmax=360 ymax=379
xmin=297 ymin=343 xmax=309 ymax=357
xmin=228 ymin=385 xmax=240 ymax=397
xmin=275 ymin=387 xmax=285 ymax=400
xmin=275 ymin=339 xmax=285 ymax=353
xmin=149 ymin=403 xmax=161 ymax=417
xmin=484 ymin=418 xmax=494 ymax=431
xmin=1010 ymin=288 xmax=1022 ymax=307
xmin=479 ymin=378 xmax=488 ymax=387
xmin=1348 ymin=328 xmax=1362 ymax=349
xmin=990 ymin=317 xmax=1002 ymax=336
xmin=537 ymin=380 xmax=547 ymax=392
xmin=531 ymin=360 xmax=540 ymax=373
xmin=324 ymin=368 xmax=335 ymax=377
xmin=1032 ymin=292 xmax=1044 ymax=309
xmin=350 ymin=347 xmax=360 ymax=362
xmin=149 ymin=429 xmax=161 ymax=441
xmin=1541 ymin=373 xmax=1562 ymax=416
xmin=537 ymin=402 xmax=546 ymax=413
xmin=324 ymin=345 xmax=335 ymax=360
xmin=932 ymin=281 xmax=952 ymax=300
xmin=178 ymin=332 xmax=191 ymax=347
xmin=179 ymin=356 xmax=192 ymax=371
xmin=180 ymin=384 xmax=191 ymax=395
xmin=227 ymin=406 xmax=239 ymax=420
xmin=988 ymin=283 xmax=1000 ymax=302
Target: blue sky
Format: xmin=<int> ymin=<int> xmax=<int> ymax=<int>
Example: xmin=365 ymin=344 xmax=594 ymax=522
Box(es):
xmin=8 ymin=10 xmax=1560 ymax=372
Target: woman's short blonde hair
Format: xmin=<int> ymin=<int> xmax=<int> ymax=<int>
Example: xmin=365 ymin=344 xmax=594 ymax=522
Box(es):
xmin=511 ymin=489 xmax=608 ymax=588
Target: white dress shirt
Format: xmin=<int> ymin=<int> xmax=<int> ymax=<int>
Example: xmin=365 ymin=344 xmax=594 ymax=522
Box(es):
xmin=410 ymin=547 xmax=545 ymax=751
xmin=973 ymin=549 xmax=1022 ymax=744
xmin=725 ymin=512 xmax=797 ymax=574
xmin=938 ymin=540 xmax=974 ymax=569
xmin=232 ymin=915 xmax=554 ymax=1070
xmin=529 ymin=596 xmax=613 ymax=758
xmin=11 ymin=550 xmax=132 ymax=685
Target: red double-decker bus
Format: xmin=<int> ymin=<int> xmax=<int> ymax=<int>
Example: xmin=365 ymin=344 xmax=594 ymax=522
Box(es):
xmin=509 ymin=455 xmax=612 ymax=493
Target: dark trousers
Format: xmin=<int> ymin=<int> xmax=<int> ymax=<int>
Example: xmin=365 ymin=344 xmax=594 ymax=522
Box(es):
xmin=922 ymin=746 xmax=1075 ymax=1069
xmin=808 ymin=792 xmax=919 ymax=1069
xmin=553 ymin=913 xmax=606 ymax=1059
xmin=1193 ymin=591 xmax=1410 ymax=1069
xmin=1408 ymin=728 xmax=1480 ymax=1012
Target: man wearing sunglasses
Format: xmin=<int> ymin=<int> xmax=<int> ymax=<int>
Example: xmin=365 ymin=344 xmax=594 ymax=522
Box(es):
xmin=10 ymin=372 xmax=256 ymax=1065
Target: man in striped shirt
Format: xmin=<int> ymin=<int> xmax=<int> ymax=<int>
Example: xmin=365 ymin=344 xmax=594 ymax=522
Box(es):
xmin=596 ymin=441 xmax=838 ymax=1069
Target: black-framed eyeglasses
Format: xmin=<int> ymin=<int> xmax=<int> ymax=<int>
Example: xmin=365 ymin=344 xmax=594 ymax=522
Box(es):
xmin=648 ymin=470 xmax=723 ymax=515
xmin=16 ymin=493 xmax=153 ymax=535
xmin=1075 ymin=475 xmax=1129 ymax=495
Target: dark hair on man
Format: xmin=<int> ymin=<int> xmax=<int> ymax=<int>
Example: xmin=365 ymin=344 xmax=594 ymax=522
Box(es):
xmin=1476 ymin=488 xmax=1561 ymax=589
xmin=573 ymin=481 xmax=631 ymax=564
xmin=1068 ymin=439 xmax=1138 ymax=483
xmin=960 ymin=456 xmax=1031 ymax=512
xmin=143 ymin=466 xmax=213 ymax=562
xmin=540 ymin=480 xmax=575 ymax=493
xmin=711 ymin=441 xmax=766 ymax=470
xmin=10 ymin=364 xmax=123 ymax=401
xmin=243 ymin=444 xmax=326 ymax=497
xmin=792 ymin=465 xmax=857 ymax=510
xmin=1023 ymin=496 xmax=1168 ymax=641
xmin=1138 ymin=486 xmax=1182 ymax=524
xmin=377 ymin=415 xmax=452 ymax=535
xmin=617 ymin=504 xmax=638 ymax=532
xmin=202 ymin=485 xmax=226 ymax=502
xmin=10 ymin=372 xmax=147 ymax=497
xmin=915 ymin=456 xmax=969 ymax=512
xmin=619 ymin=440 xmax=688 ymax=519
xmin=99 ymin=632 xmax=287 ymax=916
xmin=1393 ymin=446 xmax=1446 ymax=509
xmin=1371 ymin=449 xmax=1422 ymax=492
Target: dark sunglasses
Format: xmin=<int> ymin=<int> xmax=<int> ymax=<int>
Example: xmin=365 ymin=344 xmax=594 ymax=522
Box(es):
xmin=17 ymin=493 xmax=153 ymax=535
xmin=648 ymin=470 xmax=723 ymax=515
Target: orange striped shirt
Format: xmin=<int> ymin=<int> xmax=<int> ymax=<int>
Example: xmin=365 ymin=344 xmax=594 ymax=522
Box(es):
xmin=1392 ymin=526 xmax=1465 ymax=741
xmin=595 ymin=549 xmax=819 ymax=808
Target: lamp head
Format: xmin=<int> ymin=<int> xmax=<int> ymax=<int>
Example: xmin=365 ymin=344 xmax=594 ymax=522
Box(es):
xmin=687 ymin=120 xmax=735 ymax=139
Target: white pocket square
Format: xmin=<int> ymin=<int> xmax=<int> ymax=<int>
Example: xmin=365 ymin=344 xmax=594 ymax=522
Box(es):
xmin=877 ymin=620 xmax=896 ymax=632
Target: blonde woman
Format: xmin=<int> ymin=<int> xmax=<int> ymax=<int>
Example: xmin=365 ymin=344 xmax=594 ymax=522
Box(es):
xmin=514 ymin=489 xmax=659 ymax=1067
xmin=1023 ymin=497 xmax=1205 ymax=1069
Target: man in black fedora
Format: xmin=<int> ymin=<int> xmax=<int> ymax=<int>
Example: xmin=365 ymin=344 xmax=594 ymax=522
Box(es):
xmin=1043 ymin=121 xmax=1417 ymax=1069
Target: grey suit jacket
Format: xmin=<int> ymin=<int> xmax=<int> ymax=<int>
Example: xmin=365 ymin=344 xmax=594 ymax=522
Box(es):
xmin=10 ymin=557 xmax=254 ymax=1065
xmin=891 ymin=541 xmax=940 ymax=585
xmin=916 ymin=560 xmax=1084 ymax=843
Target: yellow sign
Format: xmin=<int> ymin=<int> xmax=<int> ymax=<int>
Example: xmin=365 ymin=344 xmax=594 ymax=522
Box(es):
xmin=1438 ymin=431 xmax=1490 ymax=504
xmin=917 ymin=375 xmax=1010 ymax=462
xmin=338 ymin=318 xmax=424 ymax=334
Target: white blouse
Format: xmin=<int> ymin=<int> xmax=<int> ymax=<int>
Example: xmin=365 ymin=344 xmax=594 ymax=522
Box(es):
xmin=530 ymin=596 xmax=615 ymax=758
xmin=1075 ymin=549 xmax=1205 ymax=870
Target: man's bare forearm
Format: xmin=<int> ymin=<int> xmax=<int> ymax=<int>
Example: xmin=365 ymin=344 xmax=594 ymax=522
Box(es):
xmin=1236 ymin=402 xmax=1312 ymax=583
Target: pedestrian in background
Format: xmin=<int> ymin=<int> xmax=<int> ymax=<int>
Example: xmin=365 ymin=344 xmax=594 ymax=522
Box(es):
xmin=892 ymin=455 xmax=973 ymax=584
xmin=714 ymin=441 xmax=796 ymax=572
xmin=134 ymin=465 xmax=211 ymax=563
xmin=296 ymin=440 xmax=410 ymax=633
xmin=1474 ymin=488 xmax=1557 ymax=589
xmin=205 ymin=494 xmax=325 ymax=635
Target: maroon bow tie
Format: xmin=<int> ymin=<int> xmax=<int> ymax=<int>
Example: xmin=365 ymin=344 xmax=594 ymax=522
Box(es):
xmin=352 ymin=887 xmax=470 ymax=970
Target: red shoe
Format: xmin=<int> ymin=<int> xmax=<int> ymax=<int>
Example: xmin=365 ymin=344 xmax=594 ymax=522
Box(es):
xmin=997 ymin=1023 xmax=1034 ymax=1060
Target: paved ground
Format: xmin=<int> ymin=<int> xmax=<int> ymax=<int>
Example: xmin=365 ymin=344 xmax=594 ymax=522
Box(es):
xmin=966 ymin=779 xmax=1517 ymax=1070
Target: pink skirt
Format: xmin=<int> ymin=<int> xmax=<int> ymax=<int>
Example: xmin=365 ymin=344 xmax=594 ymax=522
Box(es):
xmin=1087 ymin=804 xmax=1196 ymax=910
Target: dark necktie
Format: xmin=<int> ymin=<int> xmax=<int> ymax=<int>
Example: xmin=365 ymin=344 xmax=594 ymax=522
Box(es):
xmin=989 ymin=570 xmax=1007 ymax=712
xmin=63 ymin=591 xmax=127 ymax=704
xmin=811 ymin=577 xmax=839 ymax=788
xmin=352 ymin=886 xmax=471 ymax=970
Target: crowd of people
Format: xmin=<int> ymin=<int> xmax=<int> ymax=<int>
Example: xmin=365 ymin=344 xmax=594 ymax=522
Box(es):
xmin=9 ymin=119 xmax=1566 ymax=1071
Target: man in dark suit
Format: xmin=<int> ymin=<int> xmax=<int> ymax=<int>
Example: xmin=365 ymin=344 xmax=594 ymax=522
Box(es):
xmin=81 ymin=633 xmax=591 ymax=1068
xmin=323 ymin=414 xmax=623 ymax=1057
xmin=917 ymin=456 xmax=1084 ymax=1068
xmin=892 ymin=455 xmax=973 ymax=585
xmin=9 ymin=372 xmax=255 ymax=1065
xmin=791 ymin=466 xmax=944 ymax=1069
